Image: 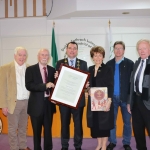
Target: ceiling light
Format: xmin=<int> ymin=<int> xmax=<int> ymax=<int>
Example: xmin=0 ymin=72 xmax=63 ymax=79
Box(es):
xmin=122 ymin=12 xmax=130 ymax=14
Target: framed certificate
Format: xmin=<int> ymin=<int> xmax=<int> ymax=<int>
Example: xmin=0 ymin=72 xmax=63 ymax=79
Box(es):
xmin=90 ymin=87 xmax=108 ymax=111
xmin=50 ymin=64 xmax=90 ymax=108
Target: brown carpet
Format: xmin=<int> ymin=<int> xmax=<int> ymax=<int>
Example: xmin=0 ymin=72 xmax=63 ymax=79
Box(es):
xmin=0 ymin=134 xmax=150 ymax=150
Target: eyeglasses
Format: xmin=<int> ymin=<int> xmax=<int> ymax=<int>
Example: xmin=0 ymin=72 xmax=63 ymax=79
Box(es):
xmin=114 ymin=48 xmax=124 ymax=50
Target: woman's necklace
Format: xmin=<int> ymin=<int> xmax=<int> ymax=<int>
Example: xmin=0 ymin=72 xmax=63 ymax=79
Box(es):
xmin=94 ymin=65 xmax=101 ymax=77
xmin=95 ymin=65 xmax=101 ymax=70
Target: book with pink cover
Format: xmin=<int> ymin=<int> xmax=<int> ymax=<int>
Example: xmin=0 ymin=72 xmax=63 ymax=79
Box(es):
xmin=90 ymin=87 xmax=108 ymax=111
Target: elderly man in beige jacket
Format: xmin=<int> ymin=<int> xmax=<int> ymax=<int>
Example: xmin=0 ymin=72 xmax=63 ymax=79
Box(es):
xmin=0 ymin=47 xmax=31 ymax=150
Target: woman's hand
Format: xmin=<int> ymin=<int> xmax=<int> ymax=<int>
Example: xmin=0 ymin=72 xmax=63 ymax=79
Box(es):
xmin=104 ymin=98 xmax=112 ymax=112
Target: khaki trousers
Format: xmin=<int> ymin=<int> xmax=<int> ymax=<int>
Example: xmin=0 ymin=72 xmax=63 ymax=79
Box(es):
xmin=7 ymin=100 xmax=28 ymax=150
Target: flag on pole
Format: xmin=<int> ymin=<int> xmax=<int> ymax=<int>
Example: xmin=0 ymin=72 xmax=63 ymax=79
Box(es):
xmin=108 ymin=20 xmax=113 ymax=59
xmin=51 ymin=22 xmax=58 ymax=68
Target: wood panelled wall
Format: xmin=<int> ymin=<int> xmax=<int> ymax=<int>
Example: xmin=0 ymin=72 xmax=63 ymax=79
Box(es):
xmin=4 ymin=0 xmax=46 ymax=18
xmin=0 ymin=98 xmax=131 ymax=138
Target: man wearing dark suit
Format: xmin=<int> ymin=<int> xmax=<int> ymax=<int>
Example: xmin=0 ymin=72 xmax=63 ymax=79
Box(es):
xmin=56 ymin=41 xmax=88 ymax=150
xmin=127 ymin=39 xmax=150 ymax=150
xmin=25 ymin=48 xmax=56 ymax=150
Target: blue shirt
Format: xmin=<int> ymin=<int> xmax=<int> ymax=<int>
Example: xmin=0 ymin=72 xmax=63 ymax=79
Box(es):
xmin=68 ymin=58 xmax=76 ymax=67
xmin=114 ymin=57 xmax=124 ymax=95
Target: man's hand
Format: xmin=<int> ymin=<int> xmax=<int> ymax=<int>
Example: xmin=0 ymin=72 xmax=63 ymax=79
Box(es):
xmin=46 ymin=82 xmax=55 ymax=88
xmin=85 ymin=81 xmax=90 ymax=88
xmin=127 ymin=104 xmax=131 ymax=114
xmin=51 ymin=100 xmax=57 ymax=104
xmin=2 ymin=108 xmax=8 ymax=116
xmin=87 ymin=88 xmax=91 ymax=96
xmin=54 ymin=71 xmax=58 ymax=79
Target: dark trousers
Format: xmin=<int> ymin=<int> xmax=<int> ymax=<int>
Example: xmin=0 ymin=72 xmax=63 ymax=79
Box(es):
xmin=30 ymin=98 xmax=53 ymax=150
xmin=59 ymin=105 xmax=84 ymax=148
xmin=132 ymin=94 xmax=150 ymax=150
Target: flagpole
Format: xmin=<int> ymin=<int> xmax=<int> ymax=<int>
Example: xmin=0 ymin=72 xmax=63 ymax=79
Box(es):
xmin=53 ymin=21 xmax=55 ymax=28
xmin=108 ymin=19 xmax=113 ymax=59
xmin=108 ymin=19 xmax=111 ymax=29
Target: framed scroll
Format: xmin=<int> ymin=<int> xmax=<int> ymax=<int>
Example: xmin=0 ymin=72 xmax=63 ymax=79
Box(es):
xmin=50 ymin=64 xmax=90 ymax=108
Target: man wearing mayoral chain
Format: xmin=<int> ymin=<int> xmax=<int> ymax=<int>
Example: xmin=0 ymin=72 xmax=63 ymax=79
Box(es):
xmin=56 ymin=41 xmax=88 ymax=150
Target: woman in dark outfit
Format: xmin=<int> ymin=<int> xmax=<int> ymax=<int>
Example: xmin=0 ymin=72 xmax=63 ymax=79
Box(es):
xmin=87 ymin=46 xmax=114 ymax=150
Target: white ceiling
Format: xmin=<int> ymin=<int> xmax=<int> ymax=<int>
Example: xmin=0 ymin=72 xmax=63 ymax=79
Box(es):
xmin=47 ymin=0 xmax=150 ymax=19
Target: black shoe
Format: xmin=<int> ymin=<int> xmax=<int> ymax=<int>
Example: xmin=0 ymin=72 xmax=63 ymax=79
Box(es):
xmin=123 ymin=145 xmax=132 ymax=150
xmin=75 ymin=148 xmax=81 ymax=150
xmin=107 ymin=143 xmax=116 ymax=150
xmin=61 ymin=148 xmax=68 ymax=150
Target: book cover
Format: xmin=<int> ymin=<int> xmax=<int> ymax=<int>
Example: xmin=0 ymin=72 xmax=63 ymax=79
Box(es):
xmin=90 ymin=87 xmax=108 ymax=111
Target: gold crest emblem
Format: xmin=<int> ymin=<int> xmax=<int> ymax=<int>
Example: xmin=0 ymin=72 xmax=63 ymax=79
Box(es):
xmin=77 ymin=60 xmax=80 ymax=69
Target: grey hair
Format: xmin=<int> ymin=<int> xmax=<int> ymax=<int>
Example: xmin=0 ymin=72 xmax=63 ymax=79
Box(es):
xmin=136 ymin=39 xmax=150 ymax=50
xmin=14 ymin=47 xmax=27 ymax=55
xmin=38 ymin=48 xmax=50 ymax=55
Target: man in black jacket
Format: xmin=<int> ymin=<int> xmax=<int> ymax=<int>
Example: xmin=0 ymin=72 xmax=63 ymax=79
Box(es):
xmin=56 ymin=41 xmax=88 ymax=150
xmin=25 ymin=48 xmax=56 ymax=150
xmin=127 ymin=39 xmax=150 ymax=150
xmin=106 ymin=41 xmax=134 ymax=150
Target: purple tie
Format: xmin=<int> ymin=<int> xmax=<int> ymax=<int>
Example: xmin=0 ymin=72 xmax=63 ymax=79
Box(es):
xmin=43 ymin=67 xmax=49 ymax=95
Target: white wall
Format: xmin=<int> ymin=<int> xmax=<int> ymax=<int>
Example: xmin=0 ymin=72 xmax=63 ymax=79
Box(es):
xmin=0 ymin=17 xmax=150 ymax=67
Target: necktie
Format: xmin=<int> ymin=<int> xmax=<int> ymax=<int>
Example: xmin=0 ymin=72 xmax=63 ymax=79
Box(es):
xmin=43 ymin=67 xmax=49 ymax=95
xmin=135 ymin=60 xmax=144 ymax=93
xmin=70 ymin=60 xmax=74 ymax=67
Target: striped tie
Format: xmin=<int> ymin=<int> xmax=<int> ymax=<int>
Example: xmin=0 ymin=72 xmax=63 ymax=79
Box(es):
xmin=135 ymin=60 xmax=144 ymax=93
xmin=70 ymin=60 xmax=74 ymax=67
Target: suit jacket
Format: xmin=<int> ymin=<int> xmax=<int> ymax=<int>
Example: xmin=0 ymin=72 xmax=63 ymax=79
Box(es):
xmin=0 ymin=62 xmax=28 ymax=114
xmin=25 ymin=63 xmax=56 ymax=117
xmin=128 ymin=56 xmax=150 ymax=110
xmin=106 ymin=57 xmax=134 ymax=102
xmin=56 ymin=58 xmax=88 ymax=107
xmin=87 ymin=64 xmax=114 ymax=130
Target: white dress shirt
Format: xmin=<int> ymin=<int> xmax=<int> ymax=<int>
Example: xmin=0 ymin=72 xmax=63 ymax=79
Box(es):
xmin=14 ymin=60 xmax=29 ymax=100
xmin=134 ymin=59 xmax=147 ymax=93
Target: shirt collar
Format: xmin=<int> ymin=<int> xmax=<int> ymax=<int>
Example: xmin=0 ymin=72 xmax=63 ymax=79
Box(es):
xmin=14 ymin=60 xmax=26 ymax=69
xmin=141 ymin=57 xmax=148 ymax=62
xmin=116 ymin=57 xmax=124 ymax=64
xmin=68 ymin=57 xmax=76 ymax=62
xmin=39 ymin=63 xmax=47 ymax=70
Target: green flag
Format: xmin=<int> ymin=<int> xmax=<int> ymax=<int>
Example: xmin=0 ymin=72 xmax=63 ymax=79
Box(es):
xmin=51 ymin=27 xmax=58 ymax=68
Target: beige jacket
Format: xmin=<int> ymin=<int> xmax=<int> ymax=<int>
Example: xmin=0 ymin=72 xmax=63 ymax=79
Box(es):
xmin=0 ymin=62 xmax=28 ymax=114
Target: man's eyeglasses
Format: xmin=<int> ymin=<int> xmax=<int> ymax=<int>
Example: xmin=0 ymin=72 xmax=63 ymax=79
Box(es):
xmin=114 ymin=48 xmax=124 ymax=50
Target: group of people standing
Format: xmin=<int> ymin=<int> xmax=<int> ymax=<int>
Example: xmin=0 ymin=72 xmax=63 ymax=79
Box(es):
xmin=0 ymin=39 xmax=150 ymax=150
